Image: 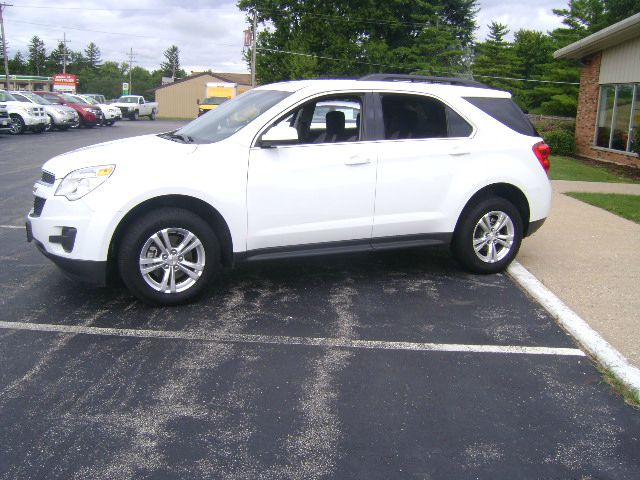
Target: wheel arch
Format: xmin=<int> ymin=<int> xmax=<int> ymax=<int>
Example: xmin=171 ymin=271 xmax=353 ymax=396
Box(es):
xmin=454 ymin=183 xmax=532 ymax=238
xmin=107 ymin=194 xmax=234 ymax=282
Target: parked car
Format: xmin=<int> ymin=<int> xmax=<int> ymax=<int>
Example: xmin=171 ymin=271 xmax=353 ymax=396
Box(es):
xmin=73 ymin=94 xmax=121 ymax=126
xmin=0 ymin=90 xmax=49 ymax=134
xmin=33 ymin=91 xmax=103 ymax=128
xmin=10 ymin=91 xmax=79 ymax=131
xmin=0 ymin=103 xmax=11 ymax=131
xmin=26 ymin=74 xmax=552 ymax=306
xmin=83 ymin=93 xmax=106 ymax=104
xmin=111 ymin=95 xmax=158 ymax=120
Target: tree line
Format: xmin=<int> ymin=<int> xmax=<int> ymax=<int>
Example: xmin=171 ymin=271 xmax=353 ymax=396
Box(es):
xmin=1 ymin=39 xmax=186 ymax=100
xmin=238 ymin=0 xmax=639 ymax=117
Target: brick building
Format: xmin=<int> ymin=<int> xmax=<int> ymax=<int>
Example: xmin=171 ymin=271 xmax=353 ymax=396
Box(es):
xmin=554 ymin=13 xmax=640 ymax=167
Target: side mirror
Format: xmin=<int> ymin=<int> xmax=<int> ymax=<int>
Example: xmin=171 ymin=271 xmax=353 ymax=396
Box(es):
xmin=260 ymin=126 xmax=299 ymax=148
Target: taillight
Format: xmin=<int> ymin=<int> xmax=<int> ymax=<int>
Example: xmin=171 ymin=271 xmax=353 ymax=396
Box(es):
xmin=533 ymin=142 xmax=551 ymax=174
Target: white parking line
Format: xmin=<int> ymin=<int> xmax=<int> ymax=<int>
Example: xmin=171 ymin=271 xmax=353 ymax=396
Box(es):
xmin=0 ymin=225 xmax=24 ymax=229
xmin=0 ymin=320 xmax=585 ymax=356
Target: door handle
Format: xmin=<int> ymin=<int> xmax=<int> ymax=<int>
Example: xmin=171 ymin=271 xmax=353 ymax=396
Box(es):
xmin=344 ymin=156 xmax=371 ymax=166
xmin=448 ymin=147 xmax=470 ymax=156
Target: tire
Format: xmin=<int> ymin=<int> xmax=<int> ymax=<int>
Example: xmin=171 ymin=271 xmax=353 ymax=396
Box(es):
xmin=45 ymin=115 xmax=54 ymax=132
xmin=9 ymin=114 xmax=25 ymax=135
xmin=117 ymin=208 xmax=220 ymax=306
xmin=451 ymin=196 xmax=523 ymax=274
xmin=130 ymin=110 xmax=139 ymax=121
xmin=107 ymin=120 xmax=114 ymax=126
xmin=149 ymin=109 xmax=156 ymax=120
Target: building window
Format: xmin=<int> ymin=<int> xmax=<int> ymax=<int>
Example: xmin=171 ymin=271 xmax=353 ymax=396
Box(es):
xmin=595 ymin=84 xmax=639 ymax=153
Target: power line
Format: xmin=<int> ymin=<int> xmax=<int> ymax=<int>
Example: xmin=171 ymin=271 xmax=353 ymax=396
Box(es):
xmin=257 ymin=47 xmax=580 ymax=85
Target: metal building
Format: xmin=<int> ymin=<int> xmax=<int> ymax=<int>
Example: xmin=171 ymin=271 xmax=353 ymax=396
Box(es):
xmin=153 ymin=72 xmax=251 ymax=119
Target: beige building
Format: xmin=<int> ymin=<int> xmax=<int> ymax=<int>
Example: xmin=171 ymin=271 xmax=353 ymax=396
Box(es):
xmin=154 ymin=72 xmax=252 ymax=119
xmin=554 ymin=13 xmax=640 ymax=167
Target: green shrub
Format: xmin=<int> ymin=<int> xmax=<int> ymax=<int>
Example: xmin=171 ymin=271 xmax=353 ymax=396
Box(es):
xmin=542 ymin=129 xmax=575 ymax=155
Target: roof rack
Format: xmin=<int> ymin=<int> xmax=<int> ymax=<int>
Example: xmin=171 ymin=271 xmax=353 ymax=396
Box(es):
xmin=359 ymin=73 xmax=489 ymax=89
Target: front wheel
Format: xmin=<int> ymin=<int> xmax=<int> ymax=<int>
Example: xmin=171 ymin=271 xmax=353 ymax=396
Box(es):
xmin=117 ymin=208 xmax=220 ymax=306
xmin=9 ymin=114 xmax=25 ymax=135
xmin=452 ymin=197 xmax=523 ymax=274
xmin=130 ymin=110 xmax=139 ymax=121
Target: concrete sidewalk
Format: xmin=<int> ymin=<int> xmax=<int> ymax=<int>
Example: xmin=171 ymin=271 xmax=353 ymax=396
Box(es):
xmin=518 ymin=180 xmax=640 ymax=367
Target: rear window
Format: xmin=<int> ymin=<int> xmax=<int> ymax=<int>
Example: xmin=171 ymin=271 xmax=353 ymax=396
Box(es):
xmin=464 ymin=97 xmax=537 ymax=137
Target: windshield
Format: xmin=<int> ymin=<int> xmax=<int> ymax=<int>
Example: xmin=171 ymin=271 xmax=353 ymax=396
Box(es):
xmin=22 ymin=92 xmax=51 ymax=105
xmin=118 ymin=96 xmax=139 ymax=103
xmin=0 ymin=91 xmax=17 ymax=102
xmin=80 ymin=95 xmax=98 ymax=105
xmin=202 ymin=96 xmax=228 ymax=106
xmin=176 ymin=89 xmax=291 ymax=144
xmin=68 ymin=95 xmax=90 ymax=105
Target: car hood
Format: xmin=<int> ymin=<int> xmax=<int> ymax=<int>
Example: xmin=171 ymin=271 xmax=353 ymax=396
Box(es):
xmin=42 ymin=134 xmax=199 ymax=178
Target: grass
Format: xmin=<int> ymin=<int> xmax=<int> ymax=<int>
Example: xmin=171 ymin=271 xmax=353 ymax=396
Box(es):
xmin=599 ymin=367 xmax=640 ymax=407
xmin=549 ymin=155 xmax=639 ymax=183
xmin=565 ymin=192 xmax=640 ymax=224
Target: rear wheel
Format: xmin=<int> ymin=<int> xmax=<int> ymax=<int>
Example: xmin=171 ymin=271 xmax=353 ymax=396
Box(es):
xmin=117 ymin=208 xmax=220 ymax=305
xmin=149 ymin=109 xmax=156 ymax=120
xmin=452 ymin=196 xmax=523 ymax=274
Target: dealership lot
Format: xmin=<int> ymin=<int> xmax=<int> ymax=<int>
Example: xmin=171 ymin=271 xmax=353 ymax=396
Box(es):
xmin=1 ymin=122 xmax=639 ymax=479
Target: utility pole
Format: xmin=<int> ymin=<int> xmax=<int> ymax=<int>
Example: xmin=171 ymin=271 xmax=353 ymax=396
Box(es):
xmin=128 ymin=47 xmax=134 ymax=93
xmin=59 ymin=32 xmax=71 ymax=74
xmin=0 ymin=2 xmax=13 ymax=90
xmin=251 ymin=9 xmax=257 ymax=87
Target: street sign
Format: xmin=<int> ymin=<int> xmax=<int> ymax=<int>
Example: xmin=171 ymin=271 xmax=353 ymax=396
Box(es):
xmin=122 ymin=82 xmax=129 ymax=95
xmin=244 ymin=29 xmax=253 ymax=47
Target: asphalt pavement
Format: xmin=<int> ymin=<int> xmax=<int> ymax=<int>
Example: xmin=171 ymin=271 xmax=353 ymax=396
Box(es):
xmin=1 ymin=121 xmax=638 ymax=479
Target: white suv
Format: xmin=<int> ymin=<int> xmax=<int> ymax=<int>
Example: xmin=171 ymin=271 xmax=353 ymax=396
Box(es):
xmin=27 ymin=74 xmax=552 ymax=305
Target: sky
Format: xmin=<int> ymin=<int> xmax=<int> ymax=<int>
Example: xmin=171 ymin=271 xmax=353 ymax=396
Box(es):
xmin=3 ymin=1 xmax=567 ymax=75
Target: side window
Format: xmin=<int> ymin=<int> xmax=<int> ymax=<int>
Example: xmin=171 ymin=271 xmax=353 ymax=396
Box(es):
xmin=381 ymin=94 xmax=472 ymax=139
xmin=269 ymin=95 xmax=363 ymax=145
xmin=13 ymin=94 xmax=29 ymax=103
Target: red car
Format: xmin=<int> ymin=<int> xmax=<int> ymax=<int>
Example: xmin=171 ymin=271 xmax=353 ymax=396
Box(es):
xmin=33 ymin=91 xmax=103 ymax=128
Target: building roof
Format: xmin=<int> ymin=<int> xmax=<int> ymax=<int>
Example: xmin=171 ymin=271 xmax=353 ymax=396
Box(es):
xmin=153 ymin=71 xmax=251 ymax=91
xmin=554 ymin=13 xmax=640 ymax=60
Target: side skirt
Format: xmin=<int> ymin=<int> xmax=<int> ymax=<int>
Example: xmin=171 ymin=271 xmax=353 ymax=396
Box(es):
xmin=234 ymin=233 xmax=452 ymax=264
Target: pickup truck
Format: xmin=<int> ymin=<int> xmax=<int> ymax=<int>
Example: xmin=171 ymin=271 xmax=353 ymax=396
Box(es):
xmin=111 ymin=95 xmax=158 ymax=120
xmin=0 ymin=103 xmax=11 ymax=131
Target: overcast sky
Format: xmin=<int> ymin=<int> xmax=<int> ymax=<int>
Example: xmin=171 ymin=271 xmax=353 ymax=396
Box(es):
xmin=3 ymin=1 xmax=567 ymax=74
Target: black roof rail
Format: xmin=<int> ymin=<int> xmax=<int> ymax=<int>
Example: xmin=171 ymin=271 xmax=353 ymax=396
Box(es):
xmin=359 ymin=73 xmax=489 ymax=89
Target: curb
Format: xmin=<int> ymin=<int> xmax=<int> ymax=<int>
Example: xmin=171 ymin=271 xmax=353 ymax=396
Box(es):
xmin=507 ymin=261 xmax=640 ymax=403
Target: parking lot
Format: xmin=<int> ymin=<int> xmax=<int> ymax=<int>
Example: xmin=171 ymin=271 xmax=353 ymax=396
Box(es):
xmin=1 ymin=122 xmax=639 ymax=479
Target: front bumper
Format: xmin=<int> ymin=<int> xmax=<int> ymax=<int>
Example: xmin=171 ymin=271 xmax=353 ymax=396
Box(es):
xmin=27 ymin=222 xmax=107 ymax=285
xmin=23 ymin=114 xmax=48 ymax=129
xmin=27 ymin=180 xmax=117 ymax=285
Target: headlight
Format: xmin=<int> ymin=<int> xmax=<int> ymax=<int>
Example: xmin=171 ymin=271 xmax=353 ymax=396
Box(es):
xmin=55 ymin=165 xmax=115 ymax=201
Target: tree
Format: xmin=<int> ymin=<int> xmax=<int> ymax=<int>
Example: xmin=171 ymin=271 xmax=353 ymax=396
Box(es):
xmin=553 ymin=0 xmax=640 ymax=43
xmin=238 ymin=0 xmax=478 ymax=84
xmin=47 ymin=41 xmax=66 ymax=74
xmin=472 ymin=22 xmax=519 ymax=93
xmin=9 ymin=51 xmax=25 ymax=73
xmin=160 ymin=45 xmax=185 ymax=79
xmin=85 ymin=42 xmax=101 ymax=69
xmin=27 ymin=36 xmax=47 ymax=75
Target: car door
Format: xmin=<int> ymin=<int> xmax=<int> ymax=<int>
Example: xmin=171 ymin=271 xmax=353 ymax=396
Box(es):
xmin=371 ymin=92 xmax=476 ymax=240
xmin=246 ymin=92 xmax=378 ymax=252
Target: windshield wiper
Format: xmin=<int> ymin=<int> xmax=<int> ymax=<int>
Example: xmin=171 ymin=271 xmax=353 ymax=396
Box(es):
xmin=158 ymin=131 xmax=194 ymax=143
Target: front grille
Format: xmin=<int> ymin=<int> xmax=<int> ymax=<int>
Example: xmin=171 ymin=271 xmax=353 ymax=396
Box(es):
xmin=41 ymin=170 xmax=55 ymax=185
xmin=32 ymin=196 xmax=46 ymax=217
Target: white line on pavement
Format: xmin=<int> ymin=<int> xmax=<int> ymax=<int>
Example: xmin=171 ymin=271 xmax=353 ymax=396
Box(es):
xmin=508 ymin=261 xmax=640 ymax=400
xmin=0 ymin=225 xmax=24 ymax=229
xmin=0 ymin=320 xmax=585 ymax=357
